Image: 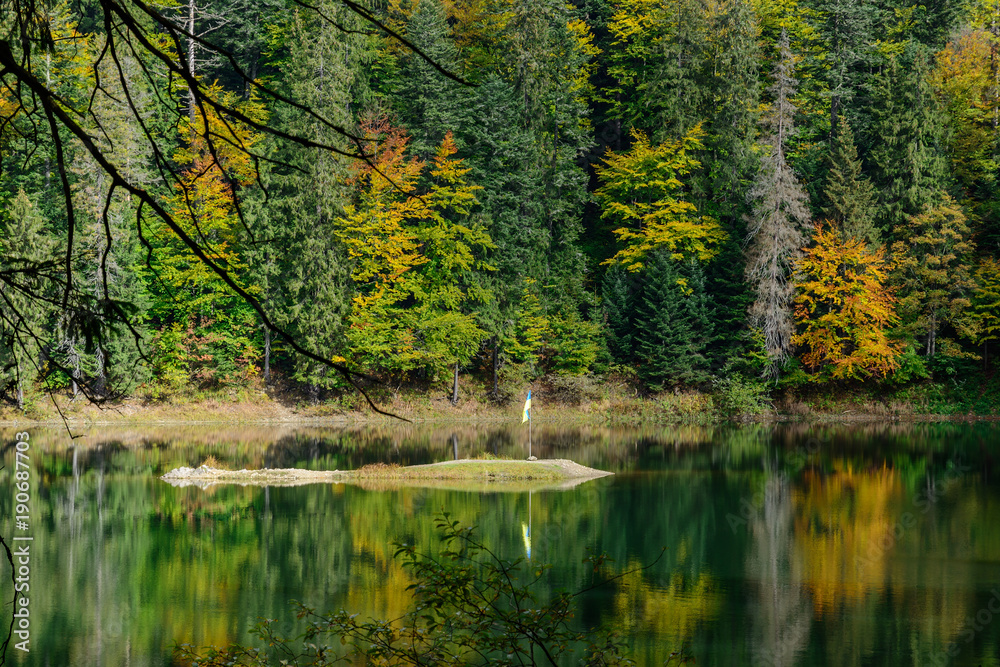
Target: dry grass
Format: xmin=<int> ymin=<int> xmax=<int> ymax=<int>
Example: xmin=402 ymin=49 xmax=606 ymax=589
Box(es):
xmin=200 ymin=455 xmax=228 ymax=469
xmin=347 ymin=460 xmax=564 ymax=481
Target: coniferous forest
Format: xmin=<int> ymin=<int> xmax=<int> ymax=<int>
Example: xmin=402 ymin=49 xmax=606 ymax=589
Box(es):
xmin=2 ymin=0 xmax=1000 ymax=413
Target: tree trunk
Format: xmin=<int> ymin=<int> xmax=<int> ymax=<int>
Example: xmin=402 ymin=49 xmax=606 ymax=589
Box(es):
xmin=264 ymin=327 xmax=271 ymax=385
xmin=95 ymin=347 xmax=107 ymax=397
xmin=451 ymin=361 xmax=459 ymax=405
xmin=492 ymin=337 xmax=499 ymax=396
xmin=927 ymin=311 xmax=937 ymax=357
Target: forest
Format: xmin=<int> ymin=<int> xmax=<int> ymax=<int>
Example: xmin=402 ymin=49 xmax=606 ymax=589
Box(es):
xmin=1 ymin=0 xmax=999 ymax=411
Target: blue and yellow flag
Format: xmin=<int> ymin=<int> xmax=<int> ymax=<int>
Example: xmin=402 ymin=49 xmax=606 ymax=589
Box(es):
xmin=521 ymin=522 xmax=532 ymax=560
xmin=522 ymin=390 xmax=531 ymax=423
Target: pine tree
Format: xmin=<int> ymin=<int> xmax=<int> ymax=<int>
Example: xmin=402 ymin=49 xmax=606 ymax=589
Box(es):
xmin=745 ymin=30 xmax=812 ymax=375
xmin=254 ymin=0 xmax=367 ymax=390
xmin=0 ymin=191 xmax=57 ymax=409
xmin=601 ymin=263 xmax=635 ymax=362
xmin=633 ymin=250 xmax=710 ymax=389
xmin=396 ymin=0 xmax=473 ymax=159
xmin=823 ymin=116 xmax=877 ymax=244
xmin=869 ymin=51 xmax=950 ymax=235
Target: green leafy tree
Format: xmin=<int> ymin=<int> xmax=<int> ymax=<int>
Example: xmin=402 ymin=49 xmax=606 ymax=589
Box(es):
xmin=148 ymin=86 xmax=264 ymax=388
xmin=604 ymin=0 xmax=712 ymax=139
xmin=932 ymin=29 xmax=1000 ymax=253
xmin=891 ymin=197 xmax=977 ymax=358
xmin=339 ymin=121 xmax=492 ymax=381
xmin=594 ymin=125 xmax=727 ymax=272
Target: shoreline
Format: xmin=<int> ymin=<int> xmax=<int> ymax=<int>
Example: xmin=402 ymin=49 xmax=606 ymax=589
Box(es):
xmin=0 ymin=381 xmax=997 ymax=427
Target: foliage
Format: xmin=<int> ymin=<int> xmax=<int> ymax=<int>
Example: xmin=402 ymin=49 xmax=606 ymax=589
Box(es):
xmin=547 ymin=307 xmax=603 ymax=376
xmin=712 ymin=372 xmax=773 ymax=418
xmin=1 ymin=0 xmax=1000 ymax=405
xmin=973 ymin=258 xmax=1000 ymax=346
xmin=868 ymin=51 xmax=950 ymax=235
xmin=634 ymin=251 xmax=714 ymax=390
xmin=602 ymin=263 xmax=636 ymax=362
xmin=176 ymin=514 xmax=635 ymax=666
xmin=792 ymin=224 xmax=904 ymax=380
xmin=338 ymin=119 xmax=492 ymax=379
xmin=823 ymin=117 xmax=877 ymax=245
xmin=0 ymin=190 xmax=58 ymax=408
xmin=594 ymin=125 xmax=727 ymax=272
xmin=890 ymin=197 xmax=977 ymax=358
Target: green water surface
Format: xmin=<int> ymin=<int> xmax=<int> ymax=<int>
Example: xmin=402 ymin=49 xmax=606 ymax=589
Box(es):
xmin=1 ymin=421 xmax=999 ymax=666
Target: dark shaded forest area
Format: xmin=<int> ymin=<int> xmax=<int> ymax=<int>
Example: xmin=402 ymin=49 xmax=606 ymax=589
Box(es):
xmin=1 ymin=0 xmax=998 ymax=412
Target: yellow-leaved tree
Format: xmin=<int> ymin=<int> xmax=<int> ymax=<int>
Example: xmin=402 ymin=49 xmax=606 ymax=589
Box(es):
xmin=150 ymin=84 xmax=265 ymax=387
xmin=593 ymin=124 xmax=726 ymax=272
xmin=337 ymin=117 xmax=493 ymax=379
xmin=793 ymin=224 xmax=904 ymax=380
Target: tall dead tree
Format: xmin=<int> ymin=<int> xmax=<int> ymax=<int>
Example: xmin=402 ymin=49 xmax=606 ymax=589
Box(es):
xmin=745 ymin=29 xmax=812 ymax=376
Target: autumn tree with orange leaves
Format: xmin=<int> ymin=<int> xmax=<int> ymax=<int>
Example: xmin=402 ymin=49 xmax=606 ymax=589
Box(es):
xmin=337 ymin=116 xmax=493 ymax=380
xmin=792 ymin=225 xmax=904 ymax=380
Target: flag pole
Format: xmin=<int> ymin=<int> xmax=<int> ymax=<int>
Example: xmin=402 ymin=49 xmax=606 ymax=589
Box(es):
xmin=522 ymin=390 xmax=533 ymax=460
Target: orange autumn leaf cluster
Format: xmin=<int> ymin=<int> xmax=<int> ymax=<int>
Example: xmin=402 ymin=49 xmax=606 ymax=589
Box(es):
xmin=793 ymin=224 xmax=904 ymax=380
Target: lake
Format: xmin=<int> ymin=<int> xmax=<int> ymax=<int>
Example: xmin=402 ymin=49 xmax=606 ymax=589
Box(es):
xmin=2 ymin=421 xmax=999 ymax=666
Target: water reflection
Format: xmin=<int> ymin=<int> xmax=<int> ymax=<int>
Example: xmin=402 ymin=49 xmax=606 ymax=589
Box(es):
xmin=0 ymin=422 xmax=999 ymax=666
xmin=747 ymin=473 xmax=810 ymax=666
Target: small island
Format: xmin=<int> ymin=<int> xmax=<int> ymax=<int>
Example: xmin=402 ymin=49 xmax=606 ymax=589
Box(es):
xmin=161 ymin=458 xmax=613 ymax=491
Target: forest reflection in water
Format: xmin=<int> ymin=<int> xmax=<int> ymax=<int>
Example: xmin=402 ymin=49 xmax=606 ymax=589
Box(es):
xmin=0 ymin=420 xmax=998 ymax=666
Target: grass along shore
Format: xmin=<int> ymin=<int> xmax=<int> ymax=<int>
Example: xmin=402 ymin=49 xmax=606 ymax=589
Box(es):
xmin=1 ymin=371 xmax=999 ymax=425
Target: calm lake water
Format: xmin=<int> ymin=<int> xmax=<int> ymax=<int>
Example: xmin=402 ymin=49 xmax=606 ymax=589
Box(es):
xmin=2 ymin=421 xmax=1000 ymax=666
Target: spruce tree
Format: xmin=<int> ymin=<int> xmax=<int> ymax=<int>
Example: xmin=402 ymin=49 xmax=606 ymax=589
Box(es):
xmin=601 ymin=263 xmax=635 ymax=363
xmin=0 ymin=191 xmax=56 ymax=409
xmin=634 ymin=250 xmax=712 ymax=389
xmin=817 ymin=0 xmax=875 ymax=130
xmin=397 ymin=0 xmax=473 ymax=159
xmin=745 ymin=29 xmax=812 ymax=375
xmin=823 ymin=116 xmax=877 ymax=244
xmin=254 ymin=0 xmax=365 ymax=390
xmin=869 ymin=50 xmax=950 ymax=235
